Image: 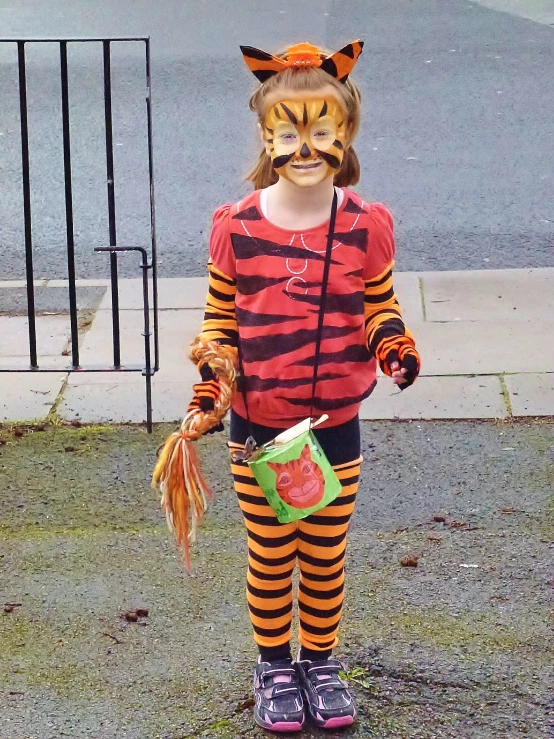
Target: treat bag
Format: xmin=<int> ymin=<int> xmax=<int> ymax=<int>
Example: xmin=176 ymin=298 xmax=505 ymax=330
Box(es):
xmin=248 ymin=430 xmax=342 ymax=523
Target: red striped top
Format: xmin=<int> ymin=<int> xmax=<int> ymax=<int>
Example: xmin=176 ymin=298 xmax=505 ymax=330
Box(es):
xmin=209 ymin=188 xmax=395 ymax=428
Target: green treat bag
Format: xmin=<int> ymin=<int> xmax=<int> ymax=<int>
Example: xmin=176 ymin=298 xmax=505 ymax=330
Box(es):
xmin=248 ymin=430 xmax=342 ymax=523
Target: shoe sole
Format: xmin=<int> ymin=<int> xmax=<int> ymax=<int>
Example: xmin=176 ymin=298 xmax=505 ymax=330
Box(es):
xmin=255 ymin=717 xmax=304 ymax=733
xmin=320 ymin=714 xmax=355 ymax=729
xmin=305 ymin=702 xmax=356 ymax=729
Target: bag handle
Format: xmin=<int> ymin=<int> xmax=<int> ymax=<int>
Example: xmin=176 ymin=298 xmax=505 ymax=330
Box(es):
xmin=238 ymin=189 xmax=339 ymax=442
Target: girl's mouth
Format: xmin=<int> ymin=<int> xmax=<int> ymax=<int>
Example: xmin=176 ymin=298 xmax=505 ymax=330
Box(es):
xmin=289 ymin=160 xmax=323 ymax=171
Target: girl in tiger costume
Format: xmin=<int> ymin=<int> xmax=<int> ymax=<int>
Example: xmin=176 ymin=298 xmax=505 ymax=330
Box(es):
xmin=190 ymin=40 xmax=420 ymax=732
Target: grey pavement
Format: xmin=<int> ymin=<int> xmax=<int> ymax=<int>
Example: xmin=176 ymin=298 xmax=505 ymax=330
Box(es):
xmin=0 ymin=0 xmax=553 ymax=280
xmin=1 ymin=268 xmax=553 ymax=424
xmin=471 ymin=0 xmax=554 ymax=24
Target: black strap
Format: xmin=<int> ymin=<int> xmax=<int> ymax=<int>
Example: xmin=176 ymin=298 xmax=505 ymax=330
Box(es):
xmin=309 ymin=190 xmax=338 ymax=426
xmin=238 ymin=190 xmax=339 ymax=439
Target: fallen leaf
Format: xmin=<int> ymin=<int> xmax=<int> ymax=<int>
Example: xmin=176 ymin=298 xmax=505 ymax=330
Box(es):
xmin=120 ymin=611 xmax=138 ymax=622
xmin=400 ymin=554 xmax=420 ymax=568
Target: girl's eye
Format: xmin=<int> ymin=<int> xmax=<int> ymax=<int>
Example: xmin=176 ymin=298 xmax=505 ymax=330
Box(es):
xmin=313 ymin=130 xmax=330 ymax=138
xmin=281 ymin=134 xmax=297 ymax=142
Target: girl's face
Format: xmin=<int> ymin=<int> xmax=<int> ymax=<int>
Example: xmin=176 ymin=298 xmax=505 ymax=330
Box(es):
xmin=262 ymin=86 xmax=347 ymax=188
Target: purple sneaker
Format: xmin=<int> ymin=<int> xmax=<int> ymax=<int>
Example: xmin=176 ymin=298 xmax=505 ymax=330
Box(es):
xmin=253 ymin=658 xmax=305 ymax=733
xmin=296 ymin=656 xmax=356 ymax=729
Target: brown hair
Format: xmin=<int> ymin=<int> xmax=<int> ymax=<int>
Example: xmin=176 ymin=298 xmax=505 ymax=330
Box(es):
xmin=245 ymin=62 xmax=362 ymax=190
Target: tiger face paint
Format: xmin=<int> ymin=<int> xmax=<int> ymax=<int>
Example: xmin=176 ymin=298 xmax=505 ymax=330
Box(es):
xmin=263 ymin=97 xmax=346 ymax=187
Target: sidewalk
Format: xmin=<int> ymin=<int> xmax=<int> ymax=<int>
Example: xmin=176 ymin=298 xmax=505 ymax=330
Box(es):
xmin=1 ymin=268 xmax=553 ymax=424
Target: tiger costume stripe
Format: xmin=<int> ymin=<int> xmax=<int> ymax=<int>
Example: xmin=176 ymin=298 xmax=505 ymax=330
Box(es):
xmin=230 ymin=447 xmax=361 ymax=652
xmin=201 ymin=187 xmax=416 ymax=426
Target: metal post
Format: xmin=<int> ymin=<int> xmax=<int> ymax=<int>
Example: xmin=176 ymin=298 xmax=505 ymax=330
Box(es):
xmin=60 ymin=41 xmax=80 ymax=368
xmin=139 ymin=247 xmax=153 ymax=432
xmin=17 ymin=41 xmax=38 ymax=369
xmin=103 ymin=40 xmax=121 ymax=368
xmin=145 ymin=38 xmax=159 ymax=373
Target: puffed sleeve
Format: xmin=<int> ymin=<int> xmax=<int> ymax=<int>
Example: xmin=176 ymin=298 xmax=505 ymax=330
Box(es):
xmin=208 ymin=204 xmax=236 ymax=280
xmin=362 ymin=203 xmax=395 ymax=280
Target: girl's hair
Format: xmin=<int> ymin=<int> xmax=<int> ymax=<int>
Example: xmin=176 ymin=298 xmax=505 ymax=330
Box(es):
xmin=246 ymin=59 xmax=362 ymax=190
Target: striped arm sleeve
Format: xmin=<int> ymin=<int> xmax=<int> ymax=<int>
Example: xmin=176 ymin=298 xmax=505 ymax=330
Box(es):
xmin=364 ymin=263 xmax=416 ymax=376
xmin=200 ymin=261 xmax=238 ymax=347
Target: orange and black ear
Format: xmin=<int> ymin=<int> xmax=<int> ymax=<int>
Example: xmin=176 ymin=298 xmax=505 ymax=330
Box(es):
xmin=320 ymin=40 xmax=364 ymax=83
xmin=240 ymin=45 xmax=286 ymax=83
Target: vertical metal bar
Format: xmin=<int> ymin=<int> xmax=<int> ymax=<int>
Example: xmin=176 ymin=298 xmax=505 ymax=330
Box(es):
xmin=60 ymin=41 xmax=80 ymax=368
xmin=140 ymin=249 xmax=153 ymax=433
xmin=145 ymin=372 xmax=153 ymax=432
xmin=17 ymin=41 xmax=38 ymax=368
xmin=145 ymin=38 xmax=159 ymax=373
xmin=103 ymin=39 xmax=121 ymax=368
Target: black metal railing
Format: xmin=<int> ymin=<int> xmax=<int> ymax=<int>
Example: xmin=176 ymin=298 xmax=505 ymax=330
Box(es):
xmin=0 ymin=37 xmax=158 ymax=431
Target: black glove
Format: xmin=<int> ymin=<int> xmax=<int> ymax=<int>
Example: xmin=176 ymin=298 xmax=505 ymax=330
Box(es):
xmin=384 ymin=344 xmax=420 ymax=390
xmin=187 ymin=365 xmax=224 ymax=433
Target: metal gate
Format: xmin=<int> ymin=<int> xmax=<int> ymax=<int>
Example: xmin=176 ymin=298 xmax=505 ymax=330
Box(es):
xmin=0 ymin=36 xmax=158 ymax=432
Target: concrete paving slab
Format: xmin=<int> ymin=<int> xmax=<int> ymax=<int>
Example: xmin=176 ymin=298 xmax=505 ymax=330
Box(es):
xmin=504 ymin=373 xmax=554 ymax=416
xmin=0 ymin=372 xmax=67 ymax=422
xmin=64 ymin=362 xmax=199 ymax=386
xmin=0 ymin=286 xmax=106 ymax=316
xmin=0 ymin=316 xmax=70 ymax=357
xmin=77 ymin=309 xmax=205 ymax=377
xmin=0 ymin=280 xmax=47 ymax=288
xmin=393 ymin=273 xmax=424 ymax=323
xmin=413 ymin=319 xmax=554 ymax=375
xmin=58 ymin=376 xmax=194 ymax=424
xmin=422 ymin=268 xmax=554 ymax=322
xmin=360 ymin=374 xmax=508 ymax=420
xmin=0 ymin=355 xmax=72 ymax=370
xmin=97 ymin=278 xmax=208 ymax=311
xmin=44 ymin=279 xmax=111 ymax=287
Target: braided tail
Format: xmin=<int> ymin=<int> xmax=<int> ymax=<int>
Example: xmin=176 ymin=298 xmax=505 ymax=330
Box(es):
xmin=152 ymin=336 xmax=238 ymax=567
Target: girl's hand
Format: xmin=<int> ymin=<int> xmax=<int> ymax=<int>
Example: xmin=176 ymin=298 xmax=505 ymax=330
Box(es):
xmin=187 ymin=392 xmax=224 ymax=433
xmin=187 ymin=369 xmax=224 ymax=433
xmin=386 ymin=348 xmax=420 ymax=390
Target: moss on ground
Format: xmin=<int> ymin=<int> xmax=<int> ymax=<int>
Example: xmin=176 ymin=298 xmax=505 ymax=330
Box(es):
xmin=0 ymin=420 xmax=552 ymax=738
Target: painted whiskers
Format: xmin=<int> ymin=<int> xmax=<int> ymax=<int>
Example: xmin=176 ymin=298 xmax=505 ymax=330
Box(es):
xmin=152 ymin=336 xmax=238 ymax=567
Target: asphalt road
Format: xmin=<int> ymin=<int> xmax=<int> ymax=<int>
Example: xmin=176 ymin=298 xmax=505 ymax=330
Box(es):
xmin=0 ymin=0 xmax=553 ymax=280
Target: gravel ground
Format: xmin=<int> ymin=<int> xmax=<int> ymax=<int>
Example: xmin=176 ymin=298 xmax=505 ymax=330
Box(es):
xmin=0 ymin=420 xmax=552 ymax=738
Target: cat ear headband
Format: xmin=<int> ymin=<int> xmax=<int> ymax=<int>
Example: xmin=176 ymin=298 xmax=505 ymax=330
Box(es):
xmin=240 ymin=40 xmax=364 ymax=84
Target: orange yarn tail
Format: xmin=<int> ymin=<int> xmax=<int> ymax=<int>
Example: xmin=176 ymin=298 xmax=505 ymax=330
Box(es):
xmin=152 ymin=337 xmax=237 ymax=568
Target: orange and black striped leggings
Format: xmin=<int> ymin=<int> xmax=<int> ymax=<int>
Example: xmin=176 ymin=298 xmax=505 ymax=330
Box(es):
xmin=229 ymin=441 xmax=361 ymax=661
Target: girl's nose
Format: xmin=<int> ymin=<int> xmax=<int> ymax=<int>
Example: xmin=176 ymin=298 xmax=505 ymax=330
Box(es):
xmin=299 ymin=143 xmax=311 ymax=158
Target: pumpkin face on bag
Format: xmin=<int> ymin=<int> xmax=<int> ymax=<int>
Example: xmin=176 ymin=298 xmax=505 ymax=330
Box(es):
xmin=268 ymin=444 xmax=325 ymax=508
